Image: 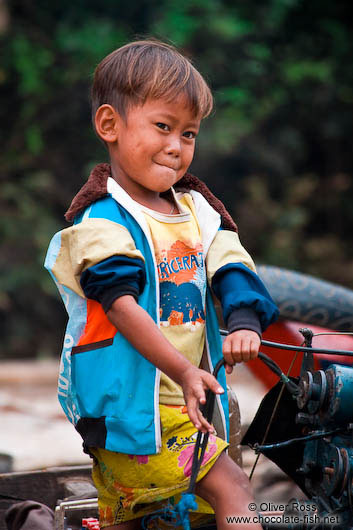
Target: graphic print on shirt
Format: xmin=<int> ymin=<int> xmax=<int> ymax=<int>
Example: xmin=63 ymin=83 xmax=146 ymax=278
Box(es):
xmin=157 ymin=239 xmax=206 ymax=330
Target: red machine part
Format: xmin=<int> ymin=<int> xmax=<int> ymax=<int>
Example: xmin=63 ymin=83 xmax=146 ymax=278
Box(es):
xmin=82 ymin=518 xmax=100 ymax=529
xmin=246 ymin=320 xmax=353 ymax=389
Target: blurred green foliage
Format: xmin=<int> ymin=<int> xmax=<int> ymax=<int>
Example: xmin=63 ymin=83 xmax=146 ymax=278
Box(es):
xmin=1 ymin=0 xmax=353 ymax=358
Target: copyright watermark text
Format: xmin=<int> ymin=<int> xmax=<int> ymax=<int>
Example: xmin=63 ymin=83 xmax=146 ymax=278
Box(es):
xmin=225 ymin=501 xmax=341 ymax=527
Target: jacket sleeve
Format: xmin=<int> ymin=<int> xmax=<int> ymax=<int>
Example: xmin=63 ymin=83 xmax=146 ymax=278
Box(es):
xmin=206 ymin=229 xmax=278 ymax=332
xmin=50 ymin=217 xmax=146 ymax=310
xmin=80 ymin=255 xmax=146 ymax=312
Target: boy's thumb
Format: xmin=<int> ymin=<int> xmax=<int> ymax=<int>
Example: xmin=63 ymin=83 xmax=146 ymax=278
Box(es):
xmin=208 ymin=374 xmax=224 ymax=394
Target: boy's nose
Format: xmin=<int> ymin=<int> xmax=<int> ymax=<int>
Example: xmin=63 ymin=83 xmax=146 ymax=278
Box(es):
xmin=165 ymin=137 xmax=181 ymax=157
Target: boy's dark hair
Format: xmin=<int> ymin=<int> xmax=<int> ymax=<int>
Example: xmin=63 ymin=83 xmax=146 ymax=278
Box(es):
xmin=91 ymin=39 xmax=213 ymax=127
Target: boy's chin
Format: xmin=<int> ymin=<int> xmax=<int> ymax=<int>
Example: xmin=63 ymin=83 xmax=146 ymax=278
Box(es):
xmin=158 ymin=182 xmax=181 ymax=193
xmin=151 ymin=180 xmax=181 ymax=194
xmin=151 ymin=165 xmax=185 ymax=190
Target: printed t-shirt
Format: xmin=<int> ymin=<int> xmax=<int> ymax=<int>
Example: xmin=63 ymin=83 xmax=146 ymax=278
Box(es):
xmin=141 ymin=193 xmax=206 ymax=405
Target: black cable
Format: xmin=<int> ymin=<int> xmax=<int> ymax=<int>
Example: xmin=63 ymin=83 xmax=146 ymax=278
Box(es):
xmin=219 ymin=329 xmax=353 ymax=357
xmin=212 ymin=354 xmax=299 ymax=395
xmin=253 ymin=428 xmax=343 ymax=453
xmin=262 ymin=339 xmax=353 ymax=357
xmin=258 ymin=352 xmax=299 ymax=395
xmin=187 ymin=430 xmax=209 ymax=494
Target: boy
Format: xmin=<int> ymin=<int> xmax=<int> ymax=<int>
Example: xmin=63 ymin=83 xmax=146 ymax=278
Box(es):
xmin=45 ymin=40 xmax=278 ymax=529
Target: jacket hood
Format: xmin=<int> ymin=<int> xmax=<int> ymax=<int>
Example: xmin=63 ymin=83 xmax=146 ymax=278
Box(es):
xmin=65 ymin=163 xmax=237 ymax=232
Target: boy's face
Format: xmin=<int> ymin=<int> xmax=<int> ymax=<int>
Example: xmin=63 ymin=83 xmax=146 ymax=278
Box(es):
xmin=109 ymin=96 xmax=201 ymax=197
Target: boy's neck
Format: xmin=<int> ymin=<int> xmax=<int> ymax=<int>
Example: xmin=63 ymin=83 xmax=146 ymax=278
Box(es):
xmin=111 ymin=164 xmax=175 ymax=214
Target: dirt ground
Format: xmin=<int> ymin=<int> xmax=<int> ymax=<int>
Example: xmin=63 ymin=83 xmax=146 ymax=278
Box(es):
xmin=0 ymin=359 xmax=90 ymax=471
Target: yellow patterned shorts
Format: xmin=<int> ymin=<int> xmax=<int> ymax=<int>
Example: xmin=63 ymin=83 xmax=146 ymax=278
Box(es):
xmin=90 ymin=404 xmax=228 ymax=528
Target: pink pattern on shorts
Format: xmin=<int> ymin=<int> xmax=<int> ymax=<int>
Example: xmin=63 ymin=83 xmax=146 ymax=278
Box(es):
xmin=128 ymin=454 xmax=149 ymax=464
xmin=177 ymin=434 xmax=217 ymax=477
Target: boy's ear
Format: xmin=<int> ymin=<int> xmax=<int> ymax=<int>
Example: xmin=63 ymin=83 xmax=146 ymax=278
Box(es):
xmin=95 ymin=104 xmax=121 ymax=143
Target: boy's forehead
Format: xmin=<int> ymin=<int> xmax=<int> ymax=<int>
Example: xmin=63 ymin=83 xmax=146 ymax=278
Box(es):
xmin=133 ymin=96 xmax=201 ymax=123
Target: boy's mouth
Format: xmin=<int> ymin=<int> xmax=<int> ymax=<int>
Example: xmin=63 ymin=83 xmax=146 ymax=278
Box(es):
xmin=154 ymin=160 xmax=181 ymax=172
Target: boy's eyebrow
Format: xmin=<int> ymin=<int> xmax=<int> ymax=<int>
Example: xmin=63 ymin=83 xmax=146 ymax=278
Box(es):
xmin=151 ymin=111 xmax=200 ymax=128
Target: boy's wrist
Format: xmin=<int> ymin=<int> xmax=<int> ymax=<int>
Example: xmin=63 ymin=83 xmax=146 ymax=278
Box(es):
xmin=166 ymin=356 xmax=195 ymax=386
xmin=226 ymin=307 xmax=262 ymax=337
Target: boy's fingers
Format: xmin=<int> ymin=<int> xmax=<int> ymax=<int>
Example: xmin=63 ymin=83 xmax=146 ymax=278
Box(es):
xmin=183 ymin=370 xmax=223 ymax=433
xmin=193 ymin=381 xmax=206 ymax=404
xmin=223 ymin=348 xmax=236 ymax=367
xmin=187 ymin=396 xmax=201 ymax=430
xmin=196 ymin=407 xmax=213 ymax=433
xmin=240 ymin=340 xmax=251 ymax=362
xmin=250 ymin=338 xmax=260 ymax=359
xmin=192 ymin=376 xmax=223 ymax=433
xmin=187 ymin=386 xmax=208 ymax=429
xmin=187 ymin=397 xmax=212 ymax=433
xmin=225 ymin=363 xmax=233 ymax=374
xmin=203 ymin=373 xmax=224 ymax=395
xmin=230 ymin=346 xmax=244 ymax=364
xmin=223 ymin=336 xmax=241 ymax=358
xmin=197 ymin=399 xmax=216 ymax=433
xmin=222 ymin=337 xmax=232 ymax=355
xmin=223 ymin=335 xmax=261 ymax=363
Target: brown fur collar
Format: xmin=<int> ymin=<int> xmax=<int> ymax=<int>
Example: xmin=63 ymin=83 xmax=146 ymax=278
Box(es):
xmin=65 ymin=163 xmax=237 ymax=232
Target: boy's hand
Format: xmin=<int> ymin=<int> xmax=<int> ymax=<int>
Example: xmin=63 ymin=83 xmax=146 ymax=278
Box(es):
xmin=180 ymin=365 xmax=224 ymax=434
xmin=223 ymin=329 xmax=261 ymax=374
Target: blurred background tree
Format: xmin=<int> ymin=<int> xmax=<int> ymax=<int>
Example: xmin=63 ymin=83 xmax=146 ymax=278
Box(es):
xmin=1 ymin=0 xmax=352 ymax=358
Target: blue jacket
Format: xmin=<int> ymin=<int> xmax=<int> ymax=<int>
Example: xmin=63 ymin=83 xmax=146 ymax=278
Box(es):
xmin=45 ymin=166 xmax=278 ymax=455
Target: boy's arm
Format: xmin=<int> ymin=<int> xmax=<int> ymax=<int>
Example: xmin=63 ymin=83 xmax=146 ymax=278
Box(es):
xmin=106 ymin=295 xmax=224 ymax=434
xmin=214 ymin=264 xmax=278 ymax=371
xmin=206 ymin=229 xmax=279 ymax=370
xmin=212 ymin=262 xmax=278 ymax=331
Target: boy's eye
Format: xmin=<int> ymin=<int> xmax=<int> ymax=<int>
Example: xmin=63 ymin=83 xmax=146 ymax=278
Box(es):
xmin=183 ymin=131 xmax=197 ymax=139
xmin=156 ymin=122 xmax=170 ymax=131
